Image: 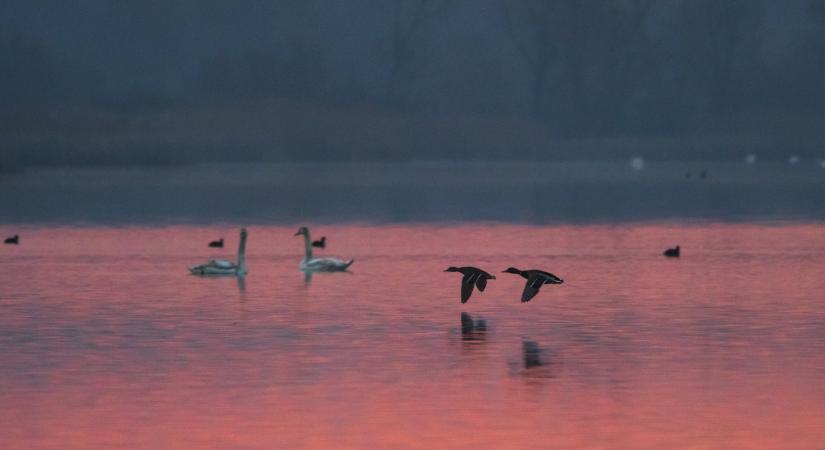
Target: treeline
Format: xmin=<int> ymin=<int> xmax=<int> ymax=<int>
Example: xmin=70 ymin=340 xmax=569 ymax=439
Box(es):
xmin=1 ymin=0 xmax=825 ymax=167
xmin=193 ymin=0 xmax=825 ymax=136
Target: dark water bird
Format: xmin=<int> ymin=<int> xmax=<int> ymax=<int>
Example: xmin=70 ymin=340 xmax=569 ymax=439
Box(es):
xmin=445 ymin=266 xmax=496 ymax=303
xmin=4 ymin=235 xmax=19 ymax=244
xmin=208 ymin=238 xmax=224 ymax=248
xmin=663 ymin=245 xmax=680 ymax=257
xmin=502 ymin=267 xmax=564 ymax=303
xmin=312 ymin=236 xmax=326 ymax=248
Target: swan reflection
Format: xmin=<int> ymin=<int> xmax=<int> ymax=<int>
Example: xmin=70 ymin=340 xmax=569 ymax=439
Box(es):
xmin=302 ymin=269 xmax=353 ymax=286
xmin=236 ymin=274 xmax=246 ymax=296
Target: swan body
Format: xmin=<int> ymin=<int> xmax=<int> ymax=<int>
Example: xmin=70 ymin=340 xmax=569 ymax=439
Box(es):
xmin=189 ymin=228 xmax=248 ymax=276
xmin=503 ymin=267 xmax=563 ymax=303
xmin=295 ymin=227 xmax=352 ymax=272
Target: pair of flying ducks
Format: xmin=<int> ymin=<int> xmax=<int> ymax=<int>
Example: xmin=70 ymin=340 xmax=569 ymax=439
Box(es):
xmin=445 ymin=266 xmax=563 ymax=304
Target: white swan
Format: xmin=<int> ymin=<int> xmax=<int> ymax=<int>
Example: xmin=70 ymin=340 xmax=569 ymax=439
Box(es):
xmin=189 ymin=228 xmax=248 ymax=276
xmin=294 ymin=227 xmax=353 ymax=271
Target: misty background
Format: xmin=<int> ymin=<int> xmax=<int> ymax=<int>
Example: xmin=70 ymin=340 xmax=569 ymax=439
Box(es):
xmin=2 ymin=0 xmax=825 ymax=170
xmin=2 ymin=0 xmax=825 ymax=224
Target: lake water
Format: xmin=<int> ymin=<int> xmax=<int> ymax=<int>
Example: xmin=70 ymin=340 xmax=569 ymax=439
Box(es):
xmin=1 ymin=223 xmax=824 ymax=448
xmin=2 ymin=161 xmax=825 ymax=223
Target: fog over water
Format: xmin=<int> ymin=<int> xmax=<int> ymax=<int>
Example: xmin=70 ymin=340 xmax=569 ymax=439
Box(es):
xmin=1 ymin=162 xmax=823 ymax=224
xmin=2 ymin=0 xmax=825 ymax=171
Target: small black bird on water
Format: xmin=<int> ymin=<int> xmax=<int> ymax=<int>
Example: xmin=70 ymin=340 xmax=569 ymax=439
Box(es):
xmin=4 ymin=235 xmax=19 ymax=245
xmin=445 ymin=266 xmax=496 ymax=303
xmin=312 ymin=236 xmax=326 ymax=249
xmin=502 ymin=267 xmax=564 ymax=303
xmin=208 ymin=238 xmax=224 ymax=248
xmin=663 ymin=245 xmax=680 ymax=257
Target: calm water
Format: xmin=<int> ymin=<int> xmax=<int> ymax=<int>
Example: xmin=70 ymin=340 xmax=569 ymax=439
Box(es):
xmin=1 ymin=223 xmax=825 ymax=448
xmin=2 ymin=162 xmax=825 ymax=223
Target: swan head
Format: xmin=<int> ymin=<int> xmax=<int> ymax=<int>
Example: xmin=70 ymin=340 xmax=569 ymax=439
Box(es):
xmin=294 ymin=227 xmax=309 ymax=237
xmin=502 ymin=267 xmax=522 ymax=275
xmin=444 ymin=266 xmax=460 ymax=272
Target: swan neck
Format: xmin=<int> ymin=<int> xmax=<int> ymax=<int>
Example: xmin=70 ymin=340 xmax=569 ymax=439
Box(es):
xmin=237 ymin=230 xmax=248 ymax=273
xmin=303 ymin=231 xmax=313 ymax=261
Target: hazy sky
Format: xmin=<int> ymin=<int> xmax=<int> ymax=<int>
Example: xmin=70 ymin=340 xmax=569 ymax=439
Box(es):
xmin=1 ymin=0 xmax=824 ymax=168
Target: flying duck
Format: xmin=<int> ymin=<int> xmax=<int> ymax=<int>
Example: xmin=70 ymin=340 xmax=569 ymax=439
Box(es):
xmin=663 ymin=245 xmax=680 ymax=257
xmin=208 ymin=238 xmax=224 ymax=248
xmin=312 ymin=236 xmax=326 ymax=248
xmin=502 ymin=267 xmax=563 ymax=303
xmin=4 ymin=235 xmax=19 ymax=245
xmin=445 ymin=266 xmax=496 ymax=303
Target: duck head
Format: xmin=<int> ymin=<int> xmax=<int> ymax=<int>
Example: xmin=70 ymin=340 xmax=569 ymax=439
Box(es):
xmin=294 ymin=227 xmax=309 ymax=236
xmin=502 ymin=267 xmax=522 ymax=275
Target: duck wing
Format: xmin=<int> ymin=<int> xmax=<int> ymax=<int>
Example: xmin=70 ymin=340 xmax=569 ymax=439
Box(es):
xmin=461 ymin=272 xmax=478 ymax=303
xmin=476 ymin=269 xmax=496 ymax=292
xmin=521 ymin=274 xmax=545 ymax=303
xmin=538 ymin=271 xmax=563 ymax=284
xmin=475 ymin=276 xmax=487 ymax=292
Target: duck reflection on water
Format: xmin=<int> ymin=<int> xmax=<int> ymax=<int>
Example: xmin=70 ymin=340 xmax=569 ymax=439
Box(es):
xmin=522 ymin=340 xmax=542 ymax=368
xmin=509 ymin=339 xmax=559 ymax=379
xmin=460 ymin=312 xmax=487 ymax=342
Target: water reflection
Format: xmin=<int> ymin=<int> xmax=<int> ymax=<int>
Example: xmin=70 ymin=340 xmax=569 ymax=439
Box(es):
xmin=460 ymin=312 xmax=487 ymax=342
xmin=301 ymin=269 xmax=353 ymax=285
xmin=510 ymin=339 xmax=559 ymax=380
xmin=3 ymin=224 xmax=825 ymax=448
xmin=522 ymin=340 xmax=542 ymax=368
xmin=236 ymin=275 xmax=246 ymax=297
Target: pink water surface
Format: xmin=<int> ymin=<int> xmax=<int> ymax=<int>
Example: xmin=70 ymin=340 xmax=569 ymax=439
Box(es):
xmin=1 ymin=223 xmax=824 ymax=448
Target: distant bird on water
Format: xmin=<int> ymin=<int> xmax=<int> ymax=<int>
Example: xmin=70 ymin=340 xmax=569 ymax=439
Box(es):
xmin=208 ymin=238 xmax=224 ymax=248
xmin=312 ymin=236 xmax=326 ymax=249
xmin=502 ymin=267 xmax=564 ymax=303
xmin=445 ymin=266 xmax=496 ymax=303
xmin=663 ymin=245 xmax=680 ymax=257
xmin=4 ymin=235 xmax=18 ymax=245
